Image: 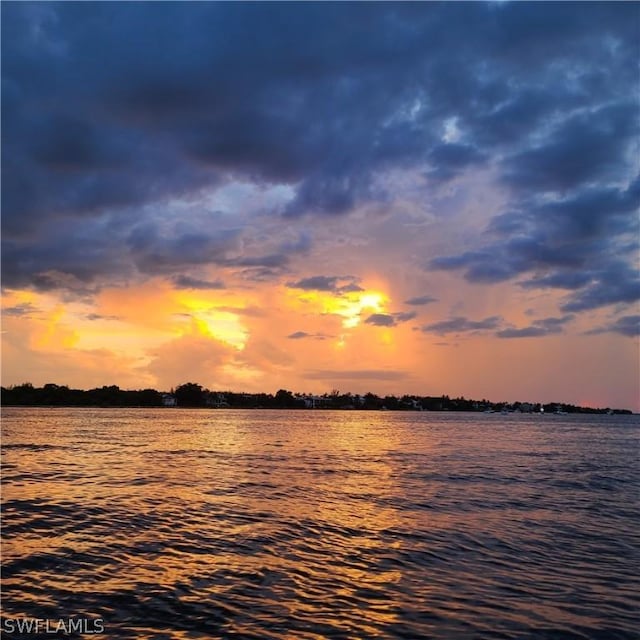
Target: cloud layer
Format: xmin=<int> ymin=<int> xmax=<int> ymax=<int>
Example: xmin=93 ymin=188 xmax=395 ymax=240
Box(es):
xmin=4 ymin=3 xmax=638 ymax=294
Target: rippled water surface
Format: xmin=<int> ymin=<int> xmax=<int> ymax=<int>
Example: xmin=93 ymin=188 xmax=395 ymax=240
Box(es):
xmin=2 ymin=408 xmax=639 ymax=639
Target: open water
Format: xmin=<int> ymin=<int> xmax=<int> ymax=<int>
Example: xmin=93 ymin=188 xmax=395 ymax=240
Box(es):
xmin=1 ymin=408 xmax=639 ymax=639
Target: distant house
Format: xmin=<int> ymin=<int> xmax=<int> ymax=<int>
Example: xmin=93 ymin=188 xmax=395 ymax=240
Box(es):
xmin=400 ymin=397 xmax=423 ymax=411
xmin=298 ymin=394 xmax=324 ymax=409
xmin=162 ymin=394 xmax=177 ymax=407
xmin=206 ymin=392 xmax=230 ymax=408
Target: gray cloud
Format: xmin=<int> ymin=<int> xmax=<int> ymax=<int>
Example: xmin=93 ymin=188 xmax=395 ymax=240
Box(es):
xmin=86 ymin=313 xmax=121 ymax=321
xmin=365 ymin=313 xmax=396 ymax=327
xmin=421 ymin=316 xmax=502 ymax=335
xmin=496 ymin=327 xmax=552 ymax=339
xmin=286 ymin=331 xmax=331 ymax=340
xmin=404 ymin=295 xmax=438 ymax=306
xmin=587 ymin=315 xmax=640 ymax=338
xmin=496 ymin=315 xmax=574 ymax=339
xmin=286 ymin=275 xmax=363 ymax=294
xmin=365 ymin=311 xmax=417 ymax=327
xmin=394 ymin=311 xmax=417 ymax=323
xmin=2 ymin=302 xmax=38 ymax=317
xmin=520 ymin=272 xmax=594 ymax=291
xmin=227 ymin=253 xmax=290 ymax=269
xmin=171 ymin=275 xmax=225 ymax=290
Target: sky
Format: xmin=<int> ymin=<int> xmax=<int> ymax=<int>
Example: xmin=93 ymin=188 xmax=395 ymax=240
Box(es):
xmin=2 ymin=2 xmax=639 ymax=410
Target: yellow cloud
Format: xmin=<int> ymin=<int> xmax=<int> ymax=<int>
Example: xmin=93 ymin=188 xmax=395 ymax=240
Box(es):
xmin=31 ymin=306 xmax=79 ymax=350
xmin=287 ymin=287 xmax=388 ymax=329
xmin=176 ymin=294 xmax=248 ymax=350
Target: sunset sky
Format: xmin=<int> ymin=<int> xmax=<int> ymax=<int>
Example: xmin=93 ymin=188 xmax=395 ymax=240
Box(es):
xmin=2 ymin=2 xmax=639 ymax=410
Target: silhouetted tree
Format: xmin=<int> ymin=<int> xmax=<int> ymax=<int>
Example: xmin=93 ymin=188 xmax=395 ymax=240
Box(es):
xmin=274 ymin=389 xmax=296 ymax=408
xmin=174 ymin=382 xmax=205 ymax=407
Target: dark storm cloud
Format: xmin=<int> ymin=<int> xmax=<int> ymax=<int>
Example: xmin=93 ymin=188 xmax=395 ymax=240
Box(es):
xmin=560 ymin=263 xmax=640 ymax=313
xmin=127 ymin=227 xmax=243 ymax=276
xmin=471 ymin=87 xmax=571 ymax=147
xmin=430 ymin=251 xmax=516 ymax=284
xmin=433 ymin=174 xmax=639 ymax=272
xmin=2 ymin=1 xmax=638 ymax=298
xmin=426 ymin=143 xmax=487 ymax=182
xmin=421 ymin=316 xmax=502 ymax=335
xmin=496 ymin=316 xmax=574 ymax=339
xmin=125 ymin=222 xmax=304 ymax=278
xmin=494 ymin=178 xmax=640 ymax=244
xmin=520 ymin=272 xmax=594 ymax=291
xmin=430 ymin=174 xmax=640 ymax=311
xmin=502 ymin=102 xmax=638 ymax=193
xmin=1 ymin=218 xmax=130 ymax=292
xmin=518 ymin=259 xmax=640 ymax=315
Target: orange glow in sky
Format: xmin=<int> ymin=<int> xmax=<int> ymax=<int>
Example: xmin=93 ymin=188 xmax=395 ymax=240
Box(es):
xmin=1 ymin=275 xmax=638 ymax=412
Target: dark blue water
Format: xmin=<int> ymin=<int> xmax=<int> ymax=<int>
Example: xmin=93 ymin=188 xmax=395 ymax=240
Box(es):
xmin=2 ymin=408 xmax=639 ymax=639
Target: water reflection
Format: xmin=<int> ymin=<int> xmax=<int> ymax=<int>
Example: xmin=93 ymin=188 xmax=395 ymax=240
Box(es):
xmin=2 ymin=408 xmax=639 ymax=639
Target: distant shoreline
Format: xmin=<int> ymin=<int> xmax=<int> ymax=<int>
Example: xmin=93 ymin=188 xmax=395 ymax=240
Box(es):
xmin=1 ymin=383 xmax=633 ymax=415
xmin=1 ymin=405 xmax=635 ymax=416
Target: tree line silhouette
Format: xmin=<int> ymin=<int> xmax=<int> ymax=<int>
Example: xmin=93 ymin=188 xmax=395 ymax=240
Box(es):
xmin=0 ymin=382 xmax=631 ymax=414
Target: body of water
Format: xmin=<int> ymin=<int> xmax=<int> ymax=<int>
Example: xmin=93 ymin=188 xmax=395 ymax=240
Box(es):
xmin=1 ymin=408 xmax=639 ymax=639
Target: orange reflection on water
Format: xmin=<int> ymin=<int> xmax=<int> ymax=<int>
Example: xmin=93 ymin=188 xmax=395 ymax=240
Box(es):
xmin=3 ymin=408 xmax=451 ymax=638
